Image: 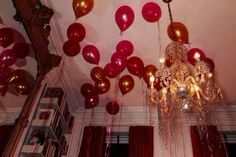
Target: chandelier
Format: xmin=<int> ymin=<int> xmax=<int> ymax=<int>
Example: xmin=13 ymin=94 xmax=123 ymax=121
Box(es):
xmin=147 ymin=41 xmax=224 ymax=126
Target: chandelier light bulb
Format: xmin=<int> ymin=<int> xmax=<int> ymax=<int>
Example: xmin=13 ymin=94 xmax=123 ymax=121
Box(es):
xmin=208 ymin=73 xmax=213 ymax=78
xmin=193 ymin=52 xmax=200 ymax=61
xmin=159 ymin=57 xmax=165 ymax=64
xmin=150 ymin=75 xmax=155 ymax=89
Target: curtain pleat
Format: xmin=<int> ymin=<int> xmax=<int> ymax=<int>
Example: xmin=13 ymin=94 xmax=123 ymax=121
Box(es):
xmin=129 ymin=126 xmax=154 ymax=157
xmin=78 ymin=126 xmax=106 ymax=157
xmin=191 ymin=125 xmax=228 ymax=157
xmin=0 ymin=125 xmax=15 ymax=156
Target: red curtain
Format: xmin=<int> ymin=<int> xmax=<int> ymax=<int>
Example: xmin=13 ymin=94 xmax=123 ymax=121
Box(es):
xmin=191 ymin=125 xmax=227 ymax=157
xmin=78 ymin=126 xmax=106 ymax=157
xmin=129 ymin=126 xmax=154 ymax=157
xmin=0 ymin=125 xmax=15 ymax=156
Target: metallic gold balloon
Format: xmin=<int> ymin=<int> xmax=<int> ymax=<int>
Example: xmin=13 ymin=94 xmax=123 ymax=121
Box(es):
xmin=143 ymin=64 xmax=157 ymax=86
xmin=73 ymin=0 xmax=94 ymax=18
xmin=167 ymin=22 xmax=189 ymax=44
xmin=119 ymin=75 xmax=134 ymax=95
xmin=90 ymin=66 xmax=105 ymax=81
xmin=15 ymin=80 xmax=31 ymax=95
xmin=94 ymin=78 xmax=110 ymax=94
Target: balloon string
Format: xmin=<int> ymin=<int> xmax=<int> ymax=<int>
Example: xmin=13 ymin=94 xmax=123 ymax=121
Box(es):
xmin=157 ymin=21 xmax=163 ymax=58
xmin=167 ymin=3 xmax=173 ymax=23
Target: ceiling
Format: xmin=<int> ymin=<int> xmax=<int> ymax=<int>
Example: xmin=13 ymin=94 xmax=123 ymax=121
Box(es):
xmin=1 ymin=0 xmax=236 ymax=110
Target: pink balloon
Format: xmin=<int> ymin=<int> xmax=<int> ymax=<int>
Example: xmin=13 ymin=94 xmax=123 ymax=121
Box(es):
xmin=115 ymin=5 xmax=135 ymax=32
xmin=0 ymin=49 xmax=17 ymax=66
xmin=142 ymin=2 xmax=162 ymax=23
xmin=187 ymin=48 xmax=206 ymax=65
xmin=127 ymin=56 xmax=144 ymax=78
xmin=116 ymin=40 xmax=134 ymax=57
xmin=104 ymin=63 xmax=119 ymax=78
xmin=0 ymin=66 xmax=13 ymax=81
xmin=82 ymin=45 xmax=100 ymax=65
xmin=111 ymin=52 xmax=127 ymax=73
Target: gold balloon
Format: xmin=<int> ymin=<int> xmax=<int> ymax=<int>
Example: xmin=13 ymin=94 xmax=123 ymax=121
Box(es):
xmin=167 ymin=22 xmax=189 ymax=44
xmin=119 ymin=75 xmax=134 ymax=95
xmin=90 ymin=66 xmax=105 ymax=82
xmin=73 ymin=0 xmax=94 ymax=18
xmin=94 ymin=78 xmax=110 ymax=94
xmin=15 ymin=80 xmax=31 ymax=95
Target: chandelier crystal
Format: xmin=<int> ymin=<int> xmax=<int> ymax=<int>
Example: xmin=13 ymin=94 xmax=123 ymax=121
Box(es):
xmin=147 ymin=41 xmax=224 ymax=126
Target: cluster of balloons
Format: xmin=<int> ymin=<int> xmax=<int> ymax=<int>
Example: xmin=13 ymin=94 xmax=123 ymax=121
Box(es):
xmin=115 ymin=2 xmax=162 ymax=33
xmin=0 ymin=27 xmax=33 ymax=96
xmin=71 ymin=2 xmax=217 ymax=112
xmin=187 ymin=48 xmax=215 ymax=71
xmin=63 ymin=23 xmax=86 ymax=57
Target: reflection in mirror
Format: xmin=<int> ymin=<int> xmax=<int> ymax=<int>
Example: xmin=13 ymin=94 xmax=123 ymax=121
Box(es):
xmin=0 ymin=0 xmax=37 ymax=155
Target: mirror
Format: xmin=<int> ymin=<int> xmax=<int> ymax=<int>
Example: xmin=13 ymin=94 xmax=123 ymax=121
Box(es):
xmin=0 ymin=0 xmax=61 ymax=156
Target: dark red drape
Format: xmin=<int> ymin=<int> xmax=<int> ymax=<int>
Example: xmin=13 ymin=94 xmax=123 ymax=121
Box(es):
xmin=78 ymin=126 xmax=106 ymax=157
xmin=129 ymin=126 xmax=154 ymax=157
xmin=0 ymin=125 xmax=15 ymax=156
xmin=191 ymin=125 xmax=227 ymax=157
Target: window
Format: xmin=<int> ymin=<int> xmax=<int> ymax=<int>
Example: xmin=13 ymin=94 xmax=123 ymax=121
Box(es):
xmin=104 ymin=132 xmax=129 ymax=157
xmin=221 ymin=131 xmax=236 ymax=157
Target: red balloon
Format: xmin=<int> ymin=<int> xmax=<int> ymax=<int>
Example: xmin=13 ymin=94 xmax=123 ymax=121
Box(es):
xmin=143 ymin=64 xmax=157 ymax=86
xmin=90 ymin=66 xmax=105 ymax=81
xmin=111 ymin=52 xmax=127 ymax=73
xmin=106 ymin=101 xmax=120 ymax=115
xmin=116 ymin=40 xmax=134 ymax=57
xmin=0 ymin=81 xmax=8 ymax=97
xmin=12 ymin=42 xmax=30 ymax=58
xmin=119 ymin=75 xmax=134 ymax=95
xmin=187 ymin=48 xmax=206 ymax=65
xmin=203 ymin=57 xmax=215 ymax=71
xmin=165 ymin=58 xmax=173 ymax=67
xmin=167 ymin=22 xmax=189 ymax=44
xmin=115 ymin=5 xmax=135 ymax=32
xmin=82 ymin=45 xmax=100 ymax=65
xmin=15 ymin=79 xmax=31 ymax=95
xmin=142 ymin=2 xmax=162 ymax=23
xmin=0 ymin=66 xmax=13 ymax=81
xmin=0 ymin=28 xmax=14 ymax=48
xmin=85 ymin=94 xmax=99 ymax=109
xmin=0 ymin=49 xmax=17 ymax=66
xmin=127 ymin=56 xmax=144 ymax=78
xmin=104 ymin=63 xmax=119 ymax=78
xmin=95 ymin=78 xmax=110 ymax=94
xmin=63 ymin=40 xmax=81 ymax=56
xmin=67 ymin=23 xmax=86 ymax=42
xmin=81 ymin=83 xmax=97 ymax=97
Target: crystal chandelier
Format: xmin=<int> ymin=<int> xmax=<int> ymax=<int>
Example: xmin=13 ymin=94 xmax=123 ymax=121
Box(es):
xmin=147 ymin=41 xmax=224 ymax=126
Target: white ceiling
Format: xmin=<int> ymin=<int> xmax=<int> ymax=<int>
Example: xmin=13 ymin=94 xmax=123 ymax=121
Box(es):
xmin=1 ymin=0 xmax=236 ymax=110
xmin=45 ymin=0 xmax=236 ymax=108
